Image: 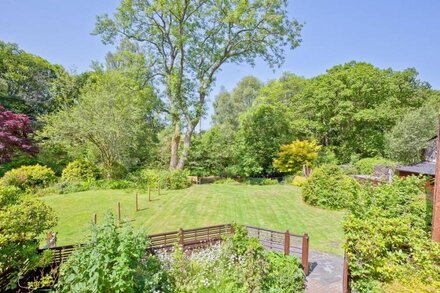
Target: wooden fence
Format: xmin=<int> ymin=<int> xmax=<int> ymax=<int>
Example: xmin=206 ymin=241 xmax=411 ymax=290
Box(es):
xmin=1 ymin=224 xmax=309 ymax=292
xmin=342 ymin=252 xmax=351 ymax=293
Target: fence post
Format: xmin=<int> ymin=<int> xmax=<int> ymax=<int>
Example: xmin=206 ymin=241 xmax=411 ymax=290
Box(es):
xmin=343 ymin=252 xmax=350 ymax=293
xmin=284 ymin=230 xmax=290 ymax=256
xmin=93 ymin=213 xmax=97 ymax=224
xmin=135 ymin=192 xmax=139 ymax=211
xmin=179 ymin=228 xmax=184 ymax=249
xmin=148 ymin=186 xmax=151 ymax=201
xmin=301 ymin=233 xmax=309 ymax=275
xmin=117 ymin=202 xmax=121 ymax=223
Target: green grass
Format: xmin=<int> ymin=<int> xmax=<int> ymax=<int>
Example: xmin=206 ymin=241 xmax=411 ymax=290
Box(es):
xmin=42 ymin=183 xmax=345 ymax=254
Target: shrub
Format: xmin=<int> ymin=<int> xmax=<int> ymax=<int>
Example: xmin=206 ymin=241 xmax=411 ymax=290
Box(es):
xmin=265 ymin=252 xmax=305 ymax=292
xmin=139 ymin=168 xmax=191 ymax=190
xmin=0 ymin=186 xmax=21 ymax=206
xmin=167 ymin=169 xmax=191 ymax=190
xmin=61 ymin=160 xmax=100 ymax=182
xmin=344 ymin=176 xmax=439 ymax=291
xmin=0 ymin=193 xmax=57 ymax=289
xmin=273 ymin=140 xmax=321 ymax=174
xmin=353 ymin=157 xmax=396 ymax=175
xmin=302 ymin=164 xmax=360 ymax=209
xmin=1 ymin=164 xmax=56 ymax=190
xmin=56 ymin=213 xmax=172 ymax=292
xmin=292 ymin=176 xmax=306 ymax=187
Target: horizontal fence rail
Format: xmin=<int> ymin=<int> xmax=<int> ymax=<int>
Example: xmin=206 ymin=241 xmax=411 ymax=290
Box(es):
xmin=1 ymin=224 xmax=309 ymax=292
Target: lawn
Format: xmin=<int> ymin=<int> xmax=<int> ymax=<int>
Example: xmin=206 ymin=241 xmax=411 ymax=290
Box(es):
xmin=42 ymin=183 xmax=345 ymax=254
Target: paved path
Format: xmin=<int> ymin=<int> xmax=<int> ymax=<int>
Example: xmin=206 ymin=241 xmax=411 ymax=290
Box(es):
xmin=306 ymin=251 xmax=343 ymax=293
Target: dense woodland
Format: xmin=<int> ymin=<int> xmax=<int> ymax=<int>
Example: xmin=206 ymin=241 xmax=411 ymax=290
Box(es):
xmin=2 ymin=40 xmax=439 ymax=179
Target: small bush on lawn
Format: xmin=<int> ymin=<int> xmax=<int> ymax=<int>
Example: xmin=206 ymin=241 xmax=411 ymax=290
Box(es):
xmin=292 ymin=175 xmax=306 ymax=187
xmin=167 ymin=169 xmax=191 ymax=189
xmin=302 ymin=164 xmax=360 ymax=209
xmin=61 ymin=160 xmax=100 ymax=182
xmin=1 ymin=164 xmax=56 ymax=190
xmin=157 ymin=225 xmax=304 ymax=292
xmin=56 ymin=213 xmax=172 ymax=293
xmin=344 ymin=176 xmax=440 ymax=292
xmin=353 ymin=157 xmax=396 ymax=175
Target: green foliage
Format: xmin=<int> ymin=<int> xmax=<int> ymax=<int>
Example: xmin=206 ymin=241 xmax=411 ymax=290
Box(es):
xmin=61 ymin=160 xmax=100 ymax=182
xmin=212 ymin=76 xmax=263 ymax=128
xmin=57 ymin=213 xmax=172 ymax=292
xmin=159 ymin=225 xmax=304 ymax=292
xmin=353 ymin=157 xmax=397 ymax=175
xmin=0 ymin=189 xmax=57 ymax=288
xmin=39 ymin=70 xmax=159 ymax=178
xmin=302 ymin=164 xmax=360 ymax=209
xmin=273 ymin=140 xmax=321 ymax=174
xmin=95 ymin=0 xmax=302 ymax=169
xmin=0 ymin=186 xmax=21 ymax=207
xmin=235 ymin=103 xmax=292 ymax=176
xmin=295 ymin=62 xmax=430 ymax=162
xmin=187 ymin=125 xmax=237 ymax=177
xmin=0 ymin=41 xmax=61 ymax=117
xmin=292 ymin=176 xmax=307 ymax=187
xmin=1 ymin=164 xmax=56 ymax=190
xmin=265 ymin=252 xmax=305 ymax=292
xmin=139 ymin=168 xmax=191 ymax=190
xmin=0 ymin=156 xmax=38 ymax=177
xmin=344 ymin=176 xmax=439 ymax=291
xmin=385 ymin=105 xmax=438 ymax=164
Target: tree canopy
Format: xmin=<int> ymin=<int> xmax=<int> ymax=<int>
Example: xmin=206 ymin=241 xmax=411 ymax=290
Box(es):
xmin=94 ymin=0 xmax=302 ymax=169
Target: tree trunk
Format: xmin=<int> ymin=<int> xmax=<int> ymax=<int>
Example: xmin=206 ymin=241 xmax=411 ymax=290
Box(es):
xmin=170 ymin=121 xmax=181 ymax=169
xmin=176 ymin=123 xmax=195 ymax=170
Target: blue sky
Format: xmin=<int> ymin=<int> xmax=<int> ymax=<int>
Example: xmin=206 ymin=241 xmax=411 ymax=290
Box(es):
xmin=1 ymin=0 xmax=439 ymax=126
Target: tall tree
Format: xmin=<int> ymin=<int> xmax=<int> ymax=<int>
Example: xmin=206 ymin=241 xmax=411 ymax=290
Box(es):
xmin=0 ymin=41 xmax=60 ymax=117
xmin=0 ymin=106 xmax=36 ymax=163
xmin=295 ymin=62 xmax=430 ymax=161
xmin=39 ymin=71 xmax=159 ymax=177
xmin=212 ymin=76 xmax=263 ymax=127
xmin=94 ymin=0 xmax=302 ymax=169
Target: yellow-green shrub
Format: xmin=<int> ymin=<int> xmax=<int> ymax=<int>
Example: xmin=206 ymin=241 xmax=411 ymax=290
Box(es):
xmin=1 ymin=164 xmax=56 ymax=190
xmin=292 ymin=176 xmax=306 ymax=187
xmin=273 ymin=140 xmax=320 ymax=174
xmin=61 ymin=160 xmax=100 ymax=182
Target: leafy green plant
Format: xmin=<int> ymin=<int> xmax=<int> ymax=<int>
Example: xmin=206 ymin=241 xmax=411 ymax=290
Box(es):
xmin=273 ymin=140 xmax=320 ymax=174
xmin=302 ymin=164 xmax=360 ymax=209
xmin=56 ymin=213 xmax=172 ymax=293
xmin=292 ymin=176 xmax=306 ymax=187
xmin=1 ymin=164 xmax=56 ymax=190
xmin=158 ymin=225 xmax=304 ymax=292
xmin=344 ymin=176 xmax=439 ymax=291
xmin=139 ymin=168 xmax=190 ymax=190
xmin=353 ymin=157 xmax=396 ymax=175
xmin=61 ymin=160 xmax=100 ymax=182
xmin=265 ymin=252 xmax=304 ymax=292
xmin=0 ymin=189 xmax=57 ymax=289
